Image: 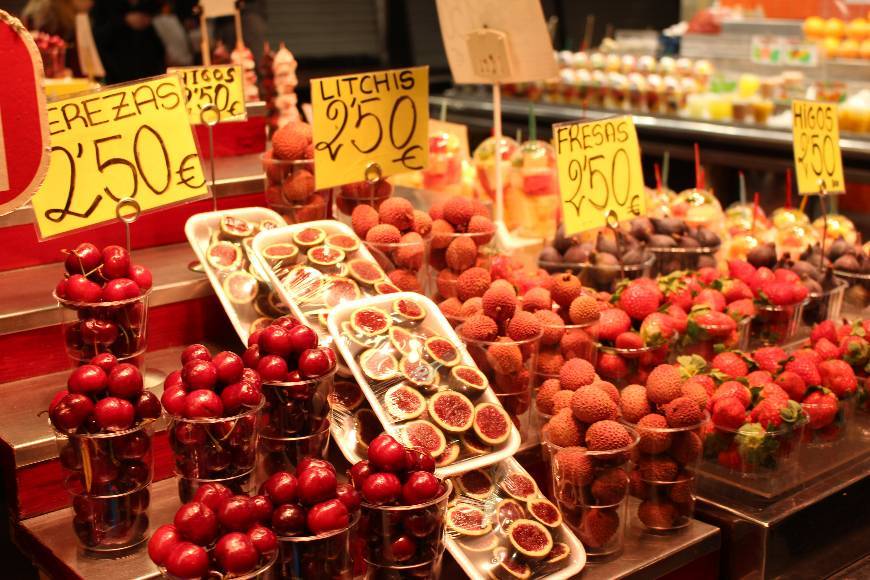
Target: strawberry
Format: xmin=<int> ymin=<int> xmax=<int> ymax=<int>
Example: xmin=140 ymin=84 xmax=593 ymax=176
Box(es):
xmin=841 ymin=335 xmax=870 ymax=367
xmin=818 ymin=359 xmax=858 ymax=398
xmin=774 ymin=371 xmax=806 ymax=401
xmin=726 ymin=298 xmax=755 ymax=321
xmin=664 ymin=304 xmax=688 ymax=334
xmin=685 ymin=374 xmax=715 ymax=397
xmin=747 ymin=370 xmax=773 ymax=387
xmin=711 ymin=351 xmax=750 ymax=379
xmin=691 ymin=309 xmax=736 ymax=339
xmin=666 ymin=287 xmax=694 ymax=311
xmin=748 ymin=267 xmax=775 ymax=294
xmin=615 ymin=331 xmax=644 ymax=351
xmin=697 ymin=267 xmax=720 ymax=285
xmin=785 ymin=354 xmax=821 ymax=386
xmin=597 ymin=308 xmax=632 ymax=342
xmin=758 ymin=382 xmax=789 ymax=403
xmin=597 ymin=351 xmax=629 ymax=380
xmin=812 ymin=337 xmax=841 ymax=361
xmin=721 ymin=279 xmax=754 ymax=303
xmin=727 ymin=259 xmax=756 ymax=284
xmin=752 ymin=346 xmax=788 ymax=373
xmin=749 ymin=398 xmax=785 ymax=429
xmin=639 ymin=312 xmax=676 ymax=348
xmin=759 ymin=279 xmax=797 ymax=306
xmin=717 ymin=448 xmax=743 ymax=470
xmin=810 ymin=320 xmax=839 ymax=344
xmin=712 ymin=381 xmax=751 ymax=409
xmin=711 ymin=396 xmax=746 ymax=430
xmin=618 ymin=281 xmax=662 ymax=321
xmin=773 ymin=268 xmax=801 ymax=284
xmin=694 ymin=288 xmax=727 ymax=312
xmin=801 ymin=390 xmax=838 ymax=430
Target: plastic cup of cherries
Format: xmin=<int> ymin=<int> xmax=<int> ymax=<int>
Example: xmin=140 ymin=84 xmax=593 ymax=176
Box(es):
xmin=149 ymin=482 xmax=279 ymax=579
xmin=49 ymin=355 xmax=160 ymax=551
xmin=54 ymin=243 xmax=154 ymax=362
xmin=161 ymin=344 xmax=266 ymax=501
xmin=352 ymin=433 xmax=453 ymax=572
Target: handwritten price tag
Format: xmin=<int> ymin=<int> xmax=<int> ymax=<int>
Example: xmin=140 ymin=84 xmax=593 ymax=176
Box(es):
xmin=169 ymin=65 xmax=247 ymax=123
xmin=792 ymin=99 xmax=844 ymax=195
xmin=311 ymin=66 xmax=429 ymax=190
xmin=31 ymin=75 xmax=208 ymax=239
xmin=553 ymin=116 xmax=646 ymax=236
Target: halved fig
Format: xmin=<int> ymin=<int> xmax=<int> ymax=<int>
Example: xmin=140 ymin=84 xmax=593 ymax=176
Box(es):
xmin=351 ymin=307 xmax=392 ymax=337
xmin=400 ymin=357 xmax=437 ymax=388
xmin=220 ymin=215 xmax=254 ymax=238
xmin=445 ymin=503 xmax=492 ymax=536
xmin=400 ymin=420 xmax=447 ymax=457
xmin=457 ymin=469 xmax=494 ymax=500
xmin=258 ymin=218 xmax=280 ymax=231
xmin=375 ymin=280 xmax=401 ymax=294
xmin=450 ymin=366 xmax=489 ymax=399
xmin=493 ymin=547 xmax=532 ymax=580
xmin=384 ymin=385 xmax=426 ymax=421
xmin=354 ymin=408 xmax=382 ymax=450
xmin=326 ymin=233 xmax=360 ymax=253
xmin=330 ymin=380 xmax=364 ymax=411
xmin=527 ymin=498 xmax=562 ymax=528
xmin=267 ymin=291 xmax=291 ymax=315
xmin=457 ymin=535 xmax=499 ymax=553
xmin=359 ymin=348 xmax=398 ymax=382
xmin=508 ymin=519 xmax=553 ymax=559
xmin=292 ymin=226 xmax=326 ymax=248
xmin=460 ymin=431 xmax=492 ymax=455
xmin=496 ymin=499 xmax=526 ymax=532
xmin=207 ymin=240 xmax=243 ymax=271
xmin=282 ymin=266 xmax=323 ymax=301
xmin=389 ymin=327 xmax=420 ymax=357
xmin=392 ymin=297 xmax=426 ymax=324
xmin=254 ymin=293 xmax=278 ymax=318
xmin=425 ymin=337 xmax=461 ymax=367
xmin=501 ymin=473 xmax=538 ymax=501
xmin=323 ymin=277 xmax=361 ymax=308
xmin=307 ymin=245 xmax=346 ymax=270
xmin=262 ymin=242 xmax=299 ymax=264
xmin=428 ymin=391 xmax=474 ymax=433
xmin=223 ymin=271 xmax=259 ymax=304
xmin=249 ymin=317 xmax=272 ymax=335
xmin=348 ymin=258 xmax=384 ymax=285
xmin=546 ymin=542 xmax=569 ymax=564
xmin=472 ymin=403 xmax=511 ymax=445
xmin=434 ymin=442 xmax=460 ymax=467
xmin=342 ymin=321 xmax=378 ymax=349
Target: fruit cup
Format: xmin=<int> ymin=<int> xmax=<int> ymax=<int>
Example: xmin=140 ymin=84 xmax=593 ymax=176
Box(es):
xmin=56 ymin=289 xmax=151 ymax=364
xmin=256 ymin=421 xmax=332 ymax=482
xmin=262 ymin=155 xmax=331 ymax=224
xmin=748 ymin=300 xmax=808 ymax=349
xmin=801 ymin=393 xmax=857 ymax=449
xmin=507 ymin=140 xmax=560 ymax=240
xmin=69 ymin=481 xmax=151 ymax=553
xmin=595 ymin=343 xmax=672 ymax=389
xmin=801 ymin=278 xmax=847 ymax=328
xmin=358 ymin=479 xmax=451 ymax=571
xmin=673 ymin=317 xmax=750 ymax=363
xmin=648 ymin=244 xmax=721 ymax=277
xmin=535 ymin=317 xmax=600 ymax=378
xmin=168 ymin=399 xmax=263 ymax=502
xmin=540 ymin=254 xmax=655 ymax=294
xmin=261 ymin=369 xmax=336 ymax=437
xmin=461 ymin=334 xmax=541 ymax=443
xmin=626 ymin=415 xmax=708 ymax=532
xmin=363 ymin=558 xmax=443 ymax=580
xmin=364 ymin=237 xmax=431 ymax=296
xmin=833 ymin=269 xmax=869 ymax=318
xmin=333 ymin=180 xmax=395 ymax=224
xmin=276 ymin=511 xmax=359 ymax=579
xmin=544 ymin=428 xmax=638 ymax=558
xmin=428 ymin=231 xmax=494 ymax=302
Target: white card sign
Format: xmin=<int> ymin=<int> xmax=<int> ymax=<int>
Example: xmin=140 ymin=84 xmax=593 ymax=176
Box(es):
xmin=435 ymin=0 xmax=558 ymax=84
xmin=200 ymin=0 xmax=235 ymax=17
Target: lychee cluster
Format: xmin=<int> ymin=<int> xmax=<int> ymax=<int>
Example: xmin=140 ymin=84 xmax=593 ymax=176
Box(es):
xmin=263 ymin=122 xmax=328 ymax=221
xmin=350 ymin=197 xmax=431 ymax=292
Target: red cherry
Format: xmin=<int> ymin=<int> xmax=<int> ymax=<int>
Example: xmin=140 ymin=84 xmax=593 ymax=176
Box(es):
xmin=297 ymin=466 xmax=337 ymax=505
xmin=250 ymin=495 xmax=273 ymax=524
xmin=183 ymin=389 xmax=224 ymax=419
xmin=271 ymin=503 xmax=306 ymax=536
xmin=94 ymin=397 xmax=135 ymax=431
xmin=101 ymin=278 xmax=140 ymax=301
xmin=181 ymin=344 xmax=212 ymax=364
xmin=405 ymin=448 xmax=436 ymax=473
xmin=64 ymin=242 xmax=101 ymax=275
xmin=388 ymin=535 xmax=417 ymax=563
xmin=240 ymin=368 xmax=261 ymax=389
xmin=298 ymin=348 xmax=334 ymax=379
xmin=64 ymin=274 xmax=103 ymax=302
xmin=367 ymin=434 xmax=408 ymax=472
xmin=263 ymin=471 xmax=298 ymax=504
xmin=215 ymin=532 xmax=259 ymax=574
xmin=259 ymin=325 xmax=294 ymax=357
xmin=182 ymin=360 xmax=218 ymax=390
xmin=242 ymin=345 xmax=261 ymax=369
xmin=89 ymin=352 xmax=118 ymax=374
xmin=306 ymin=499 xmax=349 ymax=535
xmin=273 ymin=316 xmax=300 ymax=330
xmin=148 ymin=524 xmax=181 ymax=566
xmin=173 ymin=501 xmax=218 ymax=545
xmin=193 ymin=482 xmax=233 ymax=512
xmin=164 ymin=370 xmax=185 ymax=391
xmin=55 ymin=278 xmax=68 ymax=299
xmin=287 ymin=325 xmax=318 ymax=353
xmin=212 ymin=351 xmax=244 ymax=384
xmin=349 ymin=460 xmax=374 ymax=490
xmin=161 ymin=385 xmax=187 ymax=416
xmin=101 ymin=245 xmax=131 ymax=279
xmin=335 ymin=483 xmax=361 ymax=512
xmin=257 ymin=355 xmax=289 ymax=382
xmin=296 ymin=457 xmax=336 ymax=476
xmin=247 ymin=523 xmax=278 ymax=555
xmin=286 ymin=370 xmax=302 ymax=382
xmin=108 ymin=363 xmax=144 ymax=399
xmin=67 ymin=364 xmax=108 ymax=395
xmin=164 ymin=542 xmax=209 ymax=579
xmin=401 ymin=471 xmax=441 ymax=505
xmin=114 ymin=430 xmax=150 ymax=459
xmin=135 ymin=390 xmax=162 ymax=420
xmin=218 ymin=496 xmax=257 ymax=532
xmin=80 ymin=319 xmax=119 ymax=344
xmin=50 ymin=393 xmax=95 ymax=432
xmin=48 ymin=390 xmax=68 ymax=414
xmin=248 ymin=329 xmax=264 ymax=347
xmin=361 ymin=472 xmax=402 ymax=505
xmin=128 ymin=264 xmax=153 ymax=291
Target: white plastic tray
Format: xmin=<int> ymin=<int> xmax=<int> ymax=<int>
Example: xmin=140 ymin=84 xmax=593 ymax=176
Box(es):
xmin=445 ymin=457 xmax=587 ymax=580
xmin=326 ymin=292 xmax=521 ymax=478
xmin=185 ymin=207 xmax=285 ymax=345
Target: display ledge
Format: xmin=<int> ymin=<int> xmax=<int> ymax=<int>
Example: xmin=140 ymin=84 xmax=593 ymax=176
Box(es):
xmin=0 ymin=243 xmax=210 ymax=337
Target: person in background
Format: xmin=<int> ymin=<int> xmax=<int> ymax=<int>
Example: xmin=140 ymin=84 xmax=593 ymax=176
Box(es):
xmin=91 ymin=0 xmax=165 ymax=83
xmin=152 ymin=1 xmax=193 ymax=66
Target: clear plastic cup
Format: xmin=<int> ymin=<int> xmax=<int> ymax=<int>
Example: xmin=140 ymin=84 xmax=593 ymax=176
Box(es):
xmin=544 ymin=428 xmax=638 ymax=558
xmin=55 ymin=289 xmax=151 ymax=364
xmin=748 ymin=300 xmax=808 ymax=348
xmin=160 ymin=549 xmax=278 ymax=580
xmin=625 ymin=415 xmax=709 ymax=532
xmin=364 ymin=237 xmax=431 ymax=295
xmin=801 ymin=393 xmax=857 ymax=449
xmin=332 ymin=180 xmax=394 ymax=224
xmin=276 ymin=511 xmax=359 ymax=579
xmin=363 ymin=557 xmax=443 ymax=580
xmin=167 ymin=398 xmax=263 ymax=499
xmin=262 ymin=155 xmax=332 ymax=224
xmin=261 ymin=369 xmax=337 ymax=437
xmin=801 ymin=278 xmax=847 ymax=328
xmin=648 ymin=244 xmax=720 ymax=277
xmin=176 ymin=469 xmax=256 ymax=503
xmin=595 ymin=342 xmax=673 ymax=388
xmin=674 ymin=316 xmax=750 ymax=362
xmin=256 ymin=421 xmax=331 ymax=482
xmin=359 ymin=480 xmax=452 ymax=569
xmin=69 ymin=481 xmax=151 ymax=553
xmin=427 ymin=231 xmax=494 ymax=301
xmin=832 ymin=269 xmax=869 ymax=318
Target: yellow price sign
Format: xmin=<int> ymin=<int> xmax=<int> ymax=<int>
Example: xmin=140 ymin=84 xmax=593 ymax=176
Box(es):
xmin=311 ymin=66 xmax=429 ymax=190
xmin=553 ymin=115 xmax=646 ymax=236
xmin=792 ymin=99 xmax=844 ymax=195
xmin=169 ymin=65 xmax=247 ymax=124
xmin=31 ymin=75 xmax=207 ymax=239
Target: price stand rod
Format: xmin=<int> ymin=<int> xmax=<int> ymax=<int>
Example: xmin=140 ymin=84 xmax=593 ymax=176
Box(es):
xmin=200 ymin=104 xmax=221 ymax=212
xmin=817 ymin=180 xmax=828 ymax=274
xmin=493 ymin=82 xmax=504 ymax=224
xmin=115 ymin=198 xmax=141 ymax=253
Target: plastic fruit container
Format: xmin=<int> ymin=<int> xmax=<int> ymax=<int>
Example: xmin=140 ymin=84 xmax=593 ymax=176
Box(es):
xmin=176 ymin=470 xmax=256 ymax=504
xmin=539 ymin=253 xmax=655 ymax=294
xmin=801 ymin=278 xmax=847 ymax=328
xmin=422 ymin=131 xmax=464 ymax=194
xmin=261 ymin=368 xmax=337 ymax=437
xmin=364 ymin=237 xmax=431 ymax=296
xmin=69 ymin=481 xmax=150 ymax=553
xmin=833 ymin=269 xmax=869 ymax=318
xmin=544 ymin=429 xmax=638 ymax=558
xmin=262 ymin=155 xmax=332 ymax=224
xmin=333 ymin=180 xmax=394 ymax=223
xmin=276 ymin=511 xmax=359 ymax=579
xmin=748 ymin=300 xmax=808 ymax=348
xmin=256 ymin=420 xmax=331 ymax=482
xmin=594 ymin=342 xmax=672 ymax=389
xmin=507 ymin=140 xmax=559 ymax=240
xmin=648 ymin=244 xmax=720 ymax=277
xmin=673 ymin=317 xmax=750 ymax=363
xmin=427 ymin=231 xmax=494 ymax=302
xmin=56 ymin=289 xmax=151 ymax=364
xmin=167 ymin=398 xmax=262 ymax=501
xmin=625 ymin=415 xmax=708 ymax=532
xmin=801 ymin=394 xmax=856 ymax=449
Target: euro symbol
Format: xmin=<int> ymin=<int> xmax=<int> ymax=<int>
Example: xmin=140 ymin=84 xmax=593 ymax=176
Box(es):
xmin=176 ymin=153 xmax=206 ymax=189
xmin=393 ymin=145 xmax=424 ymax=171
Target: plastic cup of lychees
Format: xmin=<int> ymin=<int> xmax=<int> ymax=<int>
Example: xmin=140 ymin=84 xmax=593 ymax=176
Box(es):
xmin=262 ymin=154 xmax=331 ymax=224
